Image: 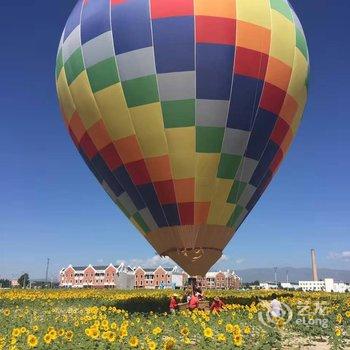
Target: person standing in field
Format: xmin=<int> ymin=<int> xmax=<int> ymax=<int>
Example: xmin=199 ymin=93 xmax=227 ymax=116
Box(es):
xmin=169 ymin=294 xmax=178 ymax=314
xmin=210 ymin=296 xmax=225 ymax=313
xmin=270 ymin=293 xmax=282 ymax=317
xmin=188 ymin=293 xmax=199 ymax=311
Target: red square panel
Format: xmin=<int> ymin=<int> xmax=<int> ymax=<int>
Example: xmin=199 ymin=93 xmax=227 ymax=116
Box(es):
xmin=196 ymin=16 xmax=236 ymax=45
xmin=125 ymin=159 xmax=151 ymax=186
xmin=178 ymin=202 xmax=194 ymax=225
xmin=270 ymin=118 xmax=289 ymax=146
xmin=79 ymin=132 xmax=98 ymax=160
xmin=234 ymin=47 xmax=268 ymax=80
xmin=154 ymin=180 xmax=177 ymax=204
xmin=111 ymin=0 xmax=127 ymax=5
xmin=151 ymin=0 xmax=193 ymax=19
xmin=260 ymin=82 xmax=286 ymax=115
xmin=100 ymin=143 xmax=123 ymax=171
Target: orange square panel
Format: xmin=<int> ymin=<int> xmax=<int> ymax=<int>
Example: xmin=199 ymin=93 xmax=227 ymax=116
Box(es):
xmin=87 ymin=119 xmax=111 ymax=151
xmin=194 ymin=202 xmax=210 ymax=224
xmin=145 ymin=155 xmax=173 ymax=182
xmin=174 ymin=178 xmax=195 ymax=203
xmin=114 ymin=135 xmax=143 ymax=164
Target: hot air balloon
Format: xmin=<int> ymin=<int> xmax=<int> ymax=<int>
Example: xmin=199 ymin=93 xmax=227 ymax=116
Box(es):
xmin=56 ymin=0 xmax=309 ymax=276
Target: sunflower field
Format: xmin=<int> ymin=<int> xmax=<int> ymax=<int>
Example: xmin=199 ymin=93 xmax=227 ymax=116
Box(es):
xmin=0 ymin=289 xmax=349 ymax=349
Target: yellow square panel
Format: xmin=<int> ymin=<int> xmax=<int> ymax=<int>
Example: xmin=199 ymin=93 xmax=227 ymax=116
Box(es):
xmin=236 ymin=0 xmax=271 ymax=29
xmin=287 ymin=50 xmax=308 ymax=103
xmin=269 ymin=10 xmax=295 ymax=66
xmin=194 ymin=0 xmax=236 ymax=19
xmin=165 ymin=127 xmax=195 ymax=155
xmin=291 ymin=97 xmax=307 ymax=133
xmin=169 ymin=153 xmax=195 ymax=179
xmin=69 ymin=72 xmax=101 ymax=129
xmin=196 ymin=153 xmax=220 ymax=178
xmin=94 ymin=83 xmax=134 ymax=141
xmin=130 ymin=103 xmax=168 ymax=157
xmin=57 ymin=70 xmax=75 ymax=122
xmin=207 ymin=179 xmax=233 ymax=223
xmin=195 ymin=177 xmax=216 ymax=202
xmin=219 ymin=203 xmax=236 ymax=225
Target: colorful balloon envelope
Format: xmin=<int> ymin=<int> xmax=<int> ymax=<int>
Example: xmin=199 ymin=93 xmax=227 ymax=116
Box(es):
xmin=56 ymin=0 xmax=309 ymax=276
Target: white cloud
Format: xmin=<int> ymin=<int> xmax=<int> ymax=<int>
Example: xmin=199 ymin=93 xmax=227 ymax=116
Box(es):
xmin=328 ymin=251 xmax=350 ymax=262
xmin=118 ymin=255 xmax=176 ymax=268
xmin=235 ymin=258 xmax=244 ymax=265
xmin=97 ymin=258 xmax=104 ymax=264
xmin=219 ymin=254 xmax=229 ymax=262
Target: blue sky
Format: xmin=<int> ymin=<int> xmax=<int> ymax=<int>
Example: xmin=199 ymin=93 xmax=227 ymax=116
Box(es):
xmin=0 ymin=1 xmax=349 ymax=280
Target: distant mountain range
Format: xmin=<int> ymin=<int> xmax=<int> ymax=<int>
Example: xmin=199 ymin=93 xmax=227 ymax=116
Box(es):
xmin=236 ymin=267 xmax=350 ymax=283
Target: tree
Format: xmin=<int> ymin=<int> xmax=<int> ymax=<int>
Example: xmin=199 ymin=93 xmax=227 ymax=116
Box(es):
xmin=0 ymin=279 xmax=11 ymax=288
xmin=18 ymin=273 xmax=30 ymax=288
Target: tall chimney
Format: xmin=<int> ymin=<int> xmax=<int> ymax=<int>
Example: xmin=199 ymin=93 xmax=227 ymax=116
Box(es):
xmin=311 ymin=249 xmax=318 ymax=281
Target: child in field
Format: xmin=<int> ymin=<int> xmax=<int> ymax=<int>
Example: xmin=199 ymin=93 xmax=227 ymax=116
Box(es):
xmin=210 ymin=296 xmax=225 ymax=313
xmin=169 ymin=294 xmax=178 ymax=314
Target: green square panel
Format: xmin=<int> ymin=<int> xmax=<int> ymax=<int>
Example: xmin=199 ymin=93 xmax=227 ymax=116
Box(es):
xmin=64 ymin=48 xmax=85 ymax=85
xmin=296 ymin=28 xmax=308 ymax=60
xmin=56 ymin=49 xmax=63 ymax=80
xmin=217 ymin=153 xmax=242 ymax=179
xmin=196 ymin=126 xmax=224 ymax=153
xmin=133 ymin=212 xmax=150 ymax=233
xmin=162 ymin=99 xmax=195 ymax=128
xmin=227 ymin=205 xmax=244 ymax=228
xmin=270 ymin=0 xmax=293 ymax=21
xmin=87 ymin=57 xmax=119 ymax=93
xmin=122 ymin=75 xmax=159 ymax=108
xmin=227 ymin=181 xmax=247 ymax=204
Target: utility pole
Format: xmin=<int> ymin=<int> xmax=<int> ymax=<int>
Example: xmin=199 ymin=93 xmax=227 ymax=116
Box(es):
xmin=274 ymin=267 xmax=278 ymax=286
xmin=45 ymin=258 xmax=50 ymax=287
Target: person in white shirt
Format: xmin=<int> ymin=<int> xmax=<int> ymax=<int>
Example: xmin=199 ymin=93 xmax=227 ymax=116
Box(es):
xmin=270 ymin=294 xmax=282 ymax=317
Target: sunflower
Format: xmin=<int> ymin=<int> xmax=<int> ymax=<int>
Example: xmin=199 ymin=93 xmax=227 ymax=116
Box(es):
xmin=345 ymin=311 xmax=350 ymax=318
xmin=27 ymin=335 xmax=38 ymax=348
xmin=43 ymin=334 xmax=51 ymax=345
xmin=335 ymin=328 xmax=342 ymax=337
xmin=129 ymin=336 xmax=139 ymax=348
xmin=225 ymin=323 xmax=234 ymax=333
xmin=12 ymin=329 xmax=20 ymax=338
xmin=233 ymin=333 xmax=243 ymax=347
xmin=65 ymin=330 xmax=73 ymax=341
xmin=3 ymin=309 xmax=10 ymax=317
xmin=203 ymin=327 xmax=213 ymax=338
xmin=336 ymin=314 xmax=343 ymax=324
xmin=243 ymin=326 xmax=251 ymax=334
xmin=180 ymin=327 xmax=189 ymax=336
xmin=106 ymin=331 xmax=116 ymax=343
xmin=148 ymin=340 xmax=157 ymax=350
xmin=217 ymin=333 xmax=226 ymax=342
xmin=152 ymin=327 xmax=162 ymax=336
xmin=163 ymin=337 xmax=176 ymax=350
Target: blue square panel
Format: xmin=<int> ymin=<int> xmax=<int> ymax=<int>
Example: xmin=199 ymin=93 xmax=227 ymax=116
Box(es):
xmin=64 ymin=0 xmax=84 ymax=41
xmin=250 ymin=141 xmax=279 ymax=187
xmin=138 ymin=183 xmax=168 ymax=227
xmin=152 ymin=16 xmax=194 ymax=73
xmin=111 ymin=0 xmax=152 ymax=54
xmin=114 ymin=166 xmax=146 ymax=210
xmin=245 ymin=109 xmax=277 ymax=160
xmin=81 ymin=0 xmax=111 ymax=45
xmin=227 ymin=75 xmax=264 ymax=131
xmin=162 ymin=204 xmax=180 ymax=226
xmin=91 ymin=153 xmax=124 ymax=197
xmin=196 ymin=43 xmax=234 ymax=100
